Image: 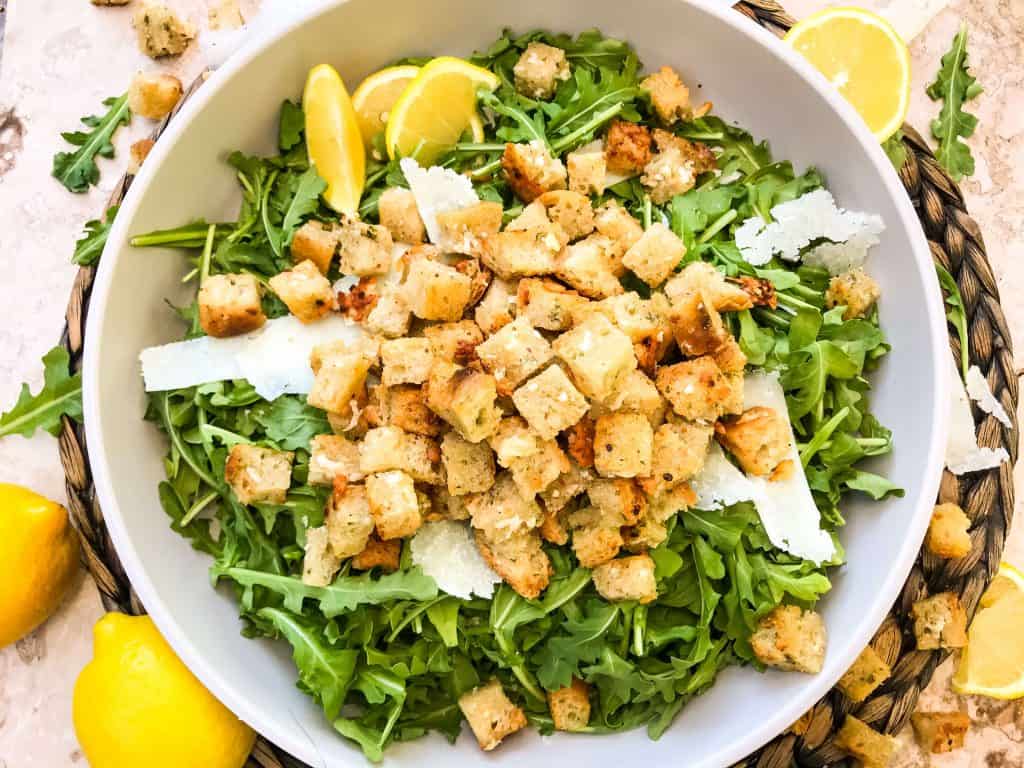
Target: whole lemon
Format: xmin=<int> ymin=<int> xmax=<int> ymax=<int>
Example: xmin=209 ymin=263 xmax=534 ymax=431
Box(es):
xmin=74 ymin=613 xmax=256 ymax=768
xmin=0 ymin=482 xmax=80 ymax=647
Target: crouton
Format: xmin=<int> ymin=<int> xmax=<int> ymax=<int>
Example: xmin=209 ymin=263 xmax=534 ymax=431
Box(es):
xmin=481 ymin=227 xmax=562 ymax=280
xmin=436 ymin=201 xmax=503 ymax=255
xmin=592 ymin=555 xmax=657 ymax=603
xmin=290 ymin=221 xmax=338 ymax=274
xmin=502 ymin=141 xmax=568 ymax=203
xmin=664 ymin=261 xmax=752 ymax=312
xmin=364 ymin=289 xmax=411 ymax=338
xmin=128 ymin=138 xmax=155 ymax=175
xmin=225 ymin=444 xmax=294 ymax=505
xmin=337 ymin=216 xmax=394 ymax=276
xmin=458 ymin=679 xmax=528 ymax=751
xmin=593 ymin=412 xmax=653 ymax=478
xmin=911 ymin=592 xmax=968 ymax=650
xmin=537 ymin=190 xmax=596 ymax=241
xmin=308 ymin=352 xmax=372 ymax=414
xmin=622 ymin=222 xmax=686 ymax=287
xmin=476 ymin=317 xmax=554 ymax=395
xmin=834 ymin=716 xmax=896 ymax=768
xmin=403 ymin=259 xmax=472 ymax=321
xmin=517 ymin=278 xmax=589 ymax=332
xmin=652 ymin=129 xmax=717 ymax=175
xmin=476 ymin=527 xmax=552 ymax=599
xmin=826 ymin=268 xmax=881 ymax=320
xmin=715 ymin=406 xmax=791 ymax=477
xmin=540 ymin=461 xmax=592 ymax=514
xmin=488 ymin=417 xmax=543 ymax=468
xmin=641 ymin=66 xmax=695 ymax=124
xmin=509 ymin=438 xmax=571 ymax=499
xmin=301 ymin=525 xmax=341 ymax=586
xmin=837 ymin=645 xmax=891 ymax=703
xmin=431 ymin=487 xmax=471 ymax=521
xmin=133 ymin=3 xmax=195 ymax=58
xmin=567 ymin=143 xmax=607 ymax=196
xmin=563 ymin=418 xmax=595 ymax=470
xmin=425 ymin=362 xmax=501 ymax=443
xmin=380 ymin=337 xmax=434 ymax=386
xmin=442 ymin=431 xmax=496 ymax=496
xmin=198 ymin=273 xmax=265 ymax=338
xmin=308 ymin=435 xmax=363 ymax=485
xmin=506 ymin=200 xmax=551 ymax=231
xmin=588 ymin=479 xmax=646 ymax=525
xmin=580 ymin=292 xmax=668 ymax=344
xmin=712 ymin=335 xmax=748 ymax=374
xmin=336 ymin=277 xmax=379 ymax=323
xmin=467 ymin=473 xmax=545 ymax=540
xmin=400 ymin=432 xmax=444 ymax=484
xmin=268 ymin=260 xmax=335 ymax=323
xmin=735 ymin=275 xmax=777 ymax=309
xmin=475 ymin=277 xmax=517 ymax=335
xmin=605 ymin=120 xmax=652 ymax=175
xmin=539 ymin=508 xmax=569 ymax=546
xmin=454 ymin=259 xmax=492 ymax=309
xmin=324 ymin=480 xmax=374 ymax=558
xmin=926 ymin=503 xmax=972 ymax=559
xmin=666 ymin=288 xmax=730 ymax=356
xmin=366 ymin=470 xmax=421 ymax=540
xmin=656 ymin=356 xmax=739 ymax=422
xmin=553 ymin=313 xmax=637 ymax=400
xmin=548 ymin=678 xmax=591 ymax=732
xmin=128 ymin=72 xmax=183 ymax=119
xmin=513 ymin=41 xmax=571 ymax=100
xmin=310 ymin=336 xmax=379 ymax=372
xmin=358 ymin=426 xmax=407 ymax=474
xmin=379 ymin=385 xmax=442 ymax=437
xmin=911 ymin=712 xmax=970 ymax=754
xmin=750 ymin=605 xmax=826 ymax=674
xmin=594 ymin=201 xmax=644 ymax=273
xmin=592 ymin=369 xmax=667 ymax=429
xmin=570 ymin=508 xmax=624 ymax=567
xmin=351 ymin=535 xmax=401 ymax=571
xmin=641 ymin=147 xmax=696 ymax=204
xmin=512 ymin=365 xmax=590 ymax=441
xmin=378 ymin=187 xmax=425 ymax=244
xmin=622 ymin=513 xmax=669 ymax=553
xmin=646 ymin=482 xmax=697 ymax=524
xmin=638 ymin=421 xmax=712 ymax=496
xmin=423 ymin=320 xmax=484 ymax=364
xmin=556 ymin=235 xmax=624 ymax=299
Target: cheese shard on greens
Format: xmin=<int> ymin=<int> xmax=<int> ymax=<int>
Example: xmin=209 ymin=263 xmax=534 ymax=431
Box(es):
xmin=410 ymin=521 xmax=501 ymax=600
xmin=947 ymin=361 xmax=1009 ymax=474
xmin=140 ymin=315 xmax=368 ymax=401
xmin=400 ymin=158 xmax=478 ymax=244
xmin=690 ymin=442 xmax=758 ymax=511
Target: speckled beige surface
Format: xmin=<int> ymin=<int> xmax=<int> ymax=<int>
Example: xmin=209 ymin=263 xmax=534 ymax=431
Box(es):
xmin=0 ymin=1 xmax=1020 ymax=766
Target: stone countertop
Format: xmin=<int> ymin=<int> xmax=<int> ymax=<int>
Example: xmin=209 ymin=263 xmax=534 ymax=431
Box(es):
xmin=0 ymin=1 xmax=1021 ymax=765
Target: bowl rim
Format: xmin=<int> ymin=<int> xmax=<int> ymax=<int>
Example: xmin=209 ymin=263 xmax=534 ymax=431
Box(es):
xmin=83 ymin=1 xmax=950 ymax=765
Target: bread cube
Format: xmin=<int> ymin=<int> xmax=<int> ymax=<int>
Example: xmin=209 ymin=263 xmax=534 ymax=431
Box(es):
xmin=308 ymin=353 xmax=371 ymax=414
xmin=425 ymin=362 xmax=501 ymax=443
xmin=640 ymin=147 xmax=697 ymax=204
xmin=548 ymin=678 xmax=591 ymax=732
xmin=301 ymin=525 xmax=341 ymax=586
xmin=351 ymin=535 xmax=401 ymax=572
xmin=664 ymin=261 xmax=751 ymax=311
xmin=567 ymin=144 xmax=607 ymax=196
xmin=502 ymin=141 xmax=567 ymax=203
xmin=582 ymin=292 xmax=667 ymax=343
xmin=593 ymin=412 xmax=653 ymax=478
xmin=509 ymin=438 xmax=570 ymax=499
xmin=128 ymin=138 xmax=155 ymax=175
xmin=926 ymin=503 xmax=971 ymax=559
xmin=594 ymin=201 xmax=644 ymax=273
xmin=467 ymin=473 xmax=544 ymax=540
xmin=652 ymin=129 xmax=718 ymax=176
xmin=423 ymin=320 xmax=484 ymax=364
xmin=910 ymin=712 xmax=970 ymax=754
xmin=431 ymin=486 xmax=471 ymax=521
xmin=436 ymin=201 xmax=503 ymax=255
xmin=604 ymin=119 xmax=652 ymax=175
xmin=403 ymin=259 xmax=472 ymax=321
xmin=646 ymin=482 xmax=697 ymax=524
xmin=826 ymin=268 xmax=881 ymax=320
xmin=667 ymin=287 xmax=730 ymax=356
xmin=225 ymin=444 xmax=294 ymax=505
xmin=358 ymin=426 xmax=407 ymax=474
xmin=641 ymin=66 xmax=694 ymax=124
xmin=290 ymin=221 xmax=338 ymax=274
xmin=379 ymin=337 xmax=433 ymax=387
xmin=337 ymin=216 xmax=393 ymax=276
xmin=537 ymin=190 xmax=596 ymax=241
xmin=310 ymin=336 xmax=380 ymax=372
xmin=540 ymin=461 xmax=591 ymax=514
xmin=516 ymin=278 xmax=588 ymax=332
xmin=505 ymin=200 xmax=551 ymax=231
xmin=324 ymin=481 xmax=374 ymax=558
xmin=592 ymin=369 xmax=667 ymax=429
xmin=565 ymin=417 xmax=596 ymax=468
xmin=268 ymin=259 xmax=334 ymax=323
xmin=128 ymin=71 xmax=183 ymax=119
xmin=475 ymin=277 xmax=517 ymax=335
xmin=622 ymin=222 xmax=686 ymax=287
xmin=834 ymin=716 xmax=896 ymax=768
xmin=513 ymin=41 xmax=570 ymax=100
xmin=656 ymin=356 xmax=739 ymax=422
xmin=366 ymin=470 xmax=421 ymax=540
xmin=481 ymin=227 xmax=561 ymax=280
xmin=381 ymin=385 xmax=442 ymax=437
xmin=476 ymin=317 xmax=553 ymax=395
xmin=750 ymin=605 xmax=826 ymax=674
xmin=553 ymin=313 xmax=636 ymax=400
xmin=570 ymin=507 xmax=623 ymax=567
xmin=133 ymin=3 xmax=195 ymax=58
xmin=401 ymin=432 xmax=444 ymax=485
xmin=911 ymin=592 xmax=968 ymax=650
xmin=475 ymin=527 xmax=552 ymax=599
xmin=198 ymin=273 xmax=265 ymax=338
xmin=714 ymin=406 xmax=791 ymax=477
xmin=587 ymin=479 xmax=646 ymax=525
xmin=364 ymin=290 xmax=411 ymax=338
xmin=712 ymin=335 xmax=748 ymax=374
xmin=454 ymin=258 xmax=492 ymax=308
xmin=488 ymin=416 xmax=544 ymax=468
xmin=442 ymin=431 xmax=496 ymax=496
xmin=308 ymin=435 xmax=363 ymax=485
xmin=555 ymin=235 xmax=624 ymax=299
xmin=378 ymin=187 xmax=426 ymax=244
xmin=638 ymin=421 xmax=712 ymax=496
xmin=592 ymin=555 xmax=657 ymax=603
xmin=458 ymin=679 xmax=528 ymax=752
xmin=837 ymin=645 xmax=891 ymax=703
xmin=512 ymin=364 xmax=589 ymax=440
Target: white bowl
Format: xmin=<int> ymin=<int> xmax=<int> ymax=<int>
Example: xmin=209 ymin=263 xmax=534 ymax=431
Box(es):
xmin=83 ymin=1 xmax=949 ymax=765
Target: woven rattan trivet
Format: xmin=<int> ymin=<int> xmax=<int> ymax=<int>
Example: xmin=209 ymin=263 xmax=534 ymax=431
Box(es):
xmin=56 ymin=2 xmax=1018 ymax=765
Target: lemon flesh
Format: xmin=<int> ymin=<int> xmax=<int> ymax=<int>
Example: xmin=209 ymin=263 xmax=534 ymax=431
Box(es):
xmin=352 ymin=65 xmax=421 ymax=147
xmin=304 ymin=63 xmax=366 ymax=214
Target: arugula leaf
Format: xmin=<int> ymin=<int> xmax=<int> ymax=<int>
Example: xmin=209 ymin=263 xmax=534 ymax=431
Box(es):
xmin=267 ymin=167 xmax=327 ymax=256
xmin=253 ymin=395 xmax=330 ymax=450
xmin=53 ymin=94 xmax=131 ymax=193
xmin=278 ymin=100 xmax=305 ymax=152
xmin=882 ymin=129 xmax=907 ymax=172
xmin=72 ymin=206 xmax=119 ymax=266
xmin=926 ymin=23 xmax=983 ymax=181
xmin=935 ymin=263 xmax=969 ymax=378
xmin=0 ymin=346 xmax=82 ymax=438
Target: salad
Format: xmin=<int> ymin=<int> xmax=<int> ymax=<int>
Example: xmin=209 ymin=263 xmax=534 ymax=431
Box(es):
xmin=134 ymin=29 xmax=900 ymax=760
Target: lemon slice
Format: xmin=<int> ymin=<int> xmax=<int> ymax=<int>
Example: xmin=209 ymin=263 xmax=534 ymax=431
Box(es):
xmin=304 ymin=64 xmax=365 ymax=214
xmin=952 ymin=562 xmax=1024 ymax=699
xmin=352 ymin=65 xmax=421 ymax=146
xmin=385 ymin=56 xmax=500 ymax=165
xmin=785 ymin=7 xmax=910 ymax=141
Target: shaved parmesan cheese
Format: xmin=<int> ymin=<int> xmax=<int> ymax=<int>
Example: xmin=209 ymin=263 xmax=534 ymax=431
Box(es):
xmin=947 ymin=361 xmax=1009 ymax=474
xmin=140 ymin=315 xmax=367 ymax=401
xmin=410 ymin=521 xmax=500 ymax=599
xmin=965 ymin=365 xmax=1012 ymax=428
xmin=691 ymin=442 xmax=758 ymax=510
xmin=400 ymin=158 xmax=478 ymax=244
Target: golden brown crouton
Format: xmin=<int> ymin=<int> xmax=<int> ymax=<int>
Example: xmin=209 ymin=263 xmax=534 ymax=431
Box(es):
xmin=592 ymin=369 xmax=667 ymax=429
xmin=652 ymin=129 xmax=718 ymax=175
xmin=594 ymin=412 xmax=654 ymax=478
xmin=308 ymin=435 xmax=363 ymax=485
xmin=128 ymin=72 xmax=183 ymax=119
xmin=537 ymin=190 xmax=596 ymax=241
xmin=592 ymin=555 xmax=657 ymax=603
xmin=436 ymin=201 xmax=504 ymax=255
xmin=623 ymin=222 xmax=687 ymax=287
xmin=475 ymin=316 xmax=554 ymax=395
xmin=302 ymin=525 xmax=341 ymax=587
xmin=553 ymin=313 xmax=637 ymax=400
xmin=290 ymin=221 xmax=338 ymax=274
xmin=511 ymin=365 xmax=590 ymax=441
xmin=735 ymin=275 xmax=777 ymax=309
xmin=475 ymin=277 xmax=517 ymax=335
xmin=198 ymin=273 xmax=266 ymax=338
xmin=307 ymin=351 xmax=372 ymax=415
xmin=926 ymin=503 xmax=972 ymax=559
xmin=337 ymin=215 xmax=394 ymax=276
xmin=569 ymin=506 xmax=623 ymax=567
xmin=826 ymin=268 xmax=881 ymax=320
xmin=324 ymin=480 xmax=374 ymax=558
xmin=664 ymin=261 xmax=752 ymax=312
xmin=712 ymin=335 xmax=748 ymax=374
xmin=336 ymin=277 xmax=379 ymax=323
xmin=366 ymin=470 xmax=422 ymax=540
xmin=467 ymin=473 xmax=545 ymax=539
xmin=587 ymin=479 xmax=646 ymax=526
xmin=481 ymin=227 xmax=562 ymax=280
xmin=351 ymin=535 xmax=401 ymax=571
xmin=364 ymin=289 xmax=411 ymax=338
xmin=548 ymin=678 xmax=591 ymax=732
xmin=656 ymin=356 xmax=739 ymax=422
xmin=378 ymin=187 xmax=425 ymax=244
xmin=403 ymin=259 xmax=472 ymax=321
xmin=714 ymin=406 xmax=791 ymax=476
xmin=513 ymin=41 xmax=571 ymax=100
xmin=605 ymin=120 xmax=652 ymax=174
xmin=380 ymin=385 xmax=443 ymax=437
xmin=641 ymin=66 xmax=695 ymax=124
xmin=594 ymin=201 xmax=644 ymax=273
xmin=458 ymin=679 xmax=528 ymax=751
xmin=750 ymin=605 xmax=826 ymax=674
xmin=506 ymin=200 xmax=552 ymax=231
xmin=441 ymin=431 xmax=496 ymax=496
xmin=502 ymin=141 xmax=568 ymax=203
xmin=508 ymin=438 xmax=570 ymax=499
xmin=834 ymin=716 xmax=896 ymax=768
xmin=539 ymin=507 xmax=570 ymax=545
xmin=666 ymin=288 xmax=729 ymax=356
xmin=567 ymin=144 xmax=607 ymax=196
xmin=910 ymin=711 xmax=970 ymax=754
xmin=488 ymin=417 xmax=543 ymax=469
xmin=641 ymin=147 xmax=696 ymax=204
xmin=476 ymin=528 xmax=552 ymax=599
xmin=837 ymin=645 xmax=891 ymax=703
xmin=517 ymin=278 xmax=589 ymax=332
xmin=380 ymin=337 xmax=434 ymax=387
xmin=540 ymin=461 xmax=592 ymax=514
xmin=565 ymin=417 xmax=596 ymax=468
xmin=423 ymin=320 xmax=484 ymax=364
xmin=268 ymin=260 xmax=335 ymax=323
xmin=621 ymin=512 xmax=669 ymax=553
xmin=358 ymin=426 xmax=407 ymax=474
xmin=425 ymin=362 xmax=502 ymax=443
xmin=225 ymin=444 xmax=294 ymax=505
xmin=128 ymin=138 xmax=155 ymax=175
xmin=133 ymin=3 xmax=196 ymax=58
xmin=638 ymin=421 xmax=713 ymax=496
xmin=646 ymin=482 xmax=697 ymax=524
xmin=555 ymin=235 xmax=624 ymax=299
xmin=911 ymin=592 xmax=968 ymax=650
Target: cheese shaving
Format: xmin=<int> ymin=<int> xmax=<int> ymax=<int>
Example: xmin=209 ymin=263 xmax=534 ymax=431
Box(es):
xmin=410 ymin=521 xmax=501 ymax=599
xmin=946 ymin=361 xmax=1009 ymax=474
xmin=399 ymin=158 xmax=478 ymax=244
xmin=964 ymin=365 xmax=1012 ymax=428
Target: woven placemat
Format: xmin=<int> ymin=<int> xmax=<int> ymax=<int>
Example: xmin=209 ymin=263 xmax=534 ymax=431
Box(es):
xmin=57 ymin=2 xmax=1018 ymax=766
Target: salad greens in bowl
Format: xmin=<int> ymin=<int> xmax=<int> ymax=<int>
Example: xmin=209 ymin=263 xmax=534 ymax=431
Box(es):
xmin=82 ymin=1 xmax=948 ymax=766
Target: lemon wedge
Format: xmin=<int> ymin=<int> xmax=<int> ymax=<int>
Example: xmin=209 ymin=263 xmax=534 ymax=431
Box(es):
xmin=952 ymin=562 xmax=1024 ymax=699
xmin=385 ymin=56 xmax=499 ymax=165
xmin=304 ymin=64 xmax=365 ymax=214
xmin=785 ymin=7 xmax=911 ymax=141
xmin=352 ymin=65 xmax=421 ymax=146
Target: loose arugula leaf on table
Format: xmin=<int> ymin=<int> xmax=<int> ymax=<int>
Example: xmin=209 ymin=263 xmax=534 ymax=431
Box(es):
xmin=53 ymin=94 xmax=132 ymax=193
xmin=72 ymin=206 xmax=119 ymax=266
xmin=0 ymin=346 xmax=82 ymax=438
xmin=935 ymin=262 xmax=970 ymax=378
xmin=926 ymin=23 xmax=982 ymax=181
